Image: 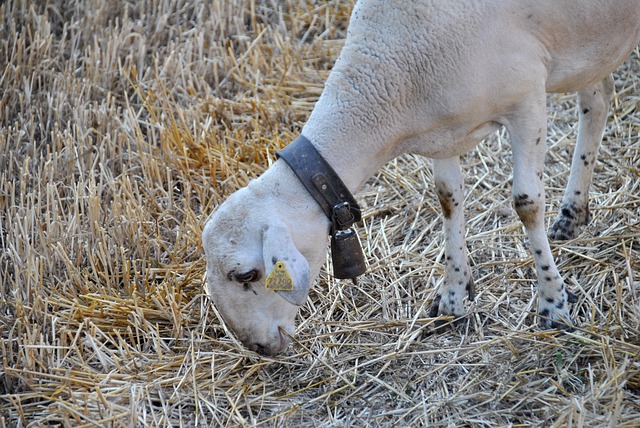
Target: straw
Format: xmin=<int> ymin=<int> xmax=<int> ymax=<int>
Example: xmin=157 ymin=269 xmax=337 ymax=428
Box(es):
xmin=1 ymin=0 xmax=638 ymax=426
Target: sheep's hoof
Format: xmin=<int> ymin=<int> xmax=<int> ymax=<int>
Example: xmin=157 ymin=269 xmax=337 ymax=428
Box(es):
xmin=549 ymin=202 xmax=590 ymax=241
xmin=434 ymin=316 xmax=468 ymax=330
xmin=428 ymin=295 xmax=442 ymax=318
xmin=538 ymin=315 xmax=575 ymax=332
xmin=537 ymin=304 xmax=575 ymax=332
xmin=429 ymin=295 xmax=468 ymax=331
xmin=537 ymin=286 xmax=578 ymax=332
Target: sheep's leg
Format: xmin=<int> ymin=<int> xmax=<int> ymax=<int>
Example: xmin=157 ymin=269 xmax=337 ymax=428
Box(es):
xmin=509 ymin=95 xmax=573 ymax=329
xmin=429 ymin=157 xmax=475 ymax=320
xmin=549 ymin=76 xmax=614 ymax=240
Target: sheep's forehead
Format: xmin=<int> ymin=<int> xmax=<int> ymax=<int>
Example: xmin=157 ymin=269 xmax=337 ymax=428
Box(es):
xmin=207 ymin=196 xmax=266 ymax=270
xmin=212 ymin=193 xmax=261 ymax=237
xmin=209 ymin=221 xmax=257 ymax=262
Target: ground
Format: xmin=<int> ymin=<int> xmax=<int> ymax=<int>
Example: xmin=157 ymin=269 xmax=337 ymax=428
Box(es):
xmin=1 ymin=0 xmax=639 ymax=426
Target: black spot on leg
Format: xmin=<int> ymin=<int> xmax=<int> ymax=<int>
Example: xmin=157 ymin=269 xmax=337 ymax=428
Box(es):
xmin=582 ymin=108 xmax=590 ymax=114
xmin=540 ymin=308 xmax=550 ymax=318
xmin=454 ymin=267 xmax=460 ymax=272
xmin=556 ymin=300 xmax=565 ymax=309
xmin=546 ymin=297 xmax=555 ymax=304
xmin=536 ymin=137 xmax=541 ymax=145
xmin=535 ymin=249 xmax=542 ymax=255
xmin=574 ymin=191 xmax=581 ymax=195
xmin=541 ymin=265 xmax=550 ymax=271
xmin=514 ymin=194 xmax=533 ymax=208
xmin=580 ymin=154 xmax=591 ymax=167
xmin=272 ymin=257 xmax=278 ymax=265
xmin=562 ymin=208 xmax=575 ymax=219
xmin=545 ymin=276 xmax=553 ymax=282
xmin=465 ymin=277 xmax=476 ymax=300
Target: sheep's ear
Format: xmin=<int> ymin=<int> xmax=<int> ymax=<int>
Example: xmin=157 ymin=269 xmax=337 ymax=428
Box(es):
xmin=262 ymin=224 xmax=311 ymax=306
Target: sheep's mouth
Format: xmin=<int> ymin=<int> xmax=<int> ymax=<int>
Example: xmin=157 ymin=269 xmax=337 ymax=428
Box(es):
xmin=252 ymin=330 xmax=291 ymax=356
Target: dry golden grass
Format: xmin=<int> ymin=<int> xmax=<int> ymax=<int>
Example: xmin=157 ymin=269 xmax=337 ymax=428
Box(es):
xmin=1 ymin=0 xmax=639 ymax=426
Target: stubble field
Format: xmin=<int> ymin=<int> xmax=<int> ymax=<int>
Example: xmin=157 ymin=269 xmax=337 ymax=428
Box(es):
xmin=1 ymin=0 xmax=639 ymax=426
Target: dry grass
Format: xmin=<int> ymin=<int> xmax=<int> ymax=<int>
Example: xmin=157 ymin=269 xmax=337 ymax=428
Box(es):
xmin=1 ymin=0 xmax=639 ymax=426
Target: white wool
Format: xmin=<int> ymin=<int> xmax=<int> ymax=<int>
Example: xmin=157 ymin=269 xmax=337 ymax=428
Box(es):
xmin=203 ymin=0 xmax=640 ymax=356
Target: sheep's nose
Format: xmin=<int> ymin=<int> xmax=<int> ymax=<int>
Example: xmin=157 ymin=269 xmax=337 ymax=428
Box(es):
xmin=252 ymin=342 xmax=284 ymax=356
xmin=251 ymin=330 xmax=291 ymax=356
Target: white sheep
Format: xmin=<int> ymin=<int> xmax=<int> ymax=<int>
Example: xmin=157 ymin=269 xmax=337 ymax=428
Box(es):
xmin=202 ymin=0 xmax=640 ymax=356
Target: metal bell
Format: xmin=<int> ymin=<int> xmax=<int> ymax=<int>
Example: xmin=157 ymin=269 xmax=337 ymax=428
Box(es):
xmin=330 ymin=228 xmax=367 ymax=279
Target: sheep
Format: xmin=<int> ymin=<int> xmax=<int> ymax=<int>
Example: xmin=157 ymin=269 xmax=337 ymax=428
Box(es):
xmin=202 ymin=0 xmax=640 ymax=356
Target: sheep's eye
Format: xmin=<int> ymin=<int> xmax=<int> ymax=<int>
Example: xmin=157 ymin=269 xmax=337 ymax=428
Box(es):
xmin=234 ymin=269 xmax=260 ymax=283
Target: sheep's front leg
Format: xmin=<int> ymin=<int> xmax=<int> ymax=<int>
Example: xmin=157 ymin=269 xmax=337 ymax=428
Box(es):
xmin=549 ymin=76 xmax=614 ymax=240
xmin=509 ymin=96 xmax=573 ymax=329
xmin=429 ymin=157 xmax=475 ymax=320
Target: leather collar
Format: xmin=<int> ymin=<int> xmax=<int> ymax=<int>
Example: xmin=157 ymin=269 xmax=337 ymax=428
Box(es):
xmin=276 ymin=135 xmax=366 ymax=279
xmin=276 ymin=135 xmax=361 ymax=230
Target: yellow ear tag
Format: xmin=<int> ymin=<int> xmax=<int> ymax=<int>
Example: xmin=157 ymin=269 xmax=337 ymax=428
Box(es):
xmin=265 ymin=261 xmax=294 ymax=291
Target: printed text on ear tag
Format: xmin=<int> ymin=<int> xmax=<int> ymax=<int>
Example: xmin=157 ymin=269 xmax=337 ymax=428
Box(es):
xmin=265 ymin=261 xmax=294 ymax=291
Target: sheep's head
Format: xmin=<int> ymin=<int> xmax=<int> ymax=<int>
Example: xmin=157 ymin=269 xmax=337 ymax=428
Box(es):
xmin=202 ymin=181 xmax=328 ymax=356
